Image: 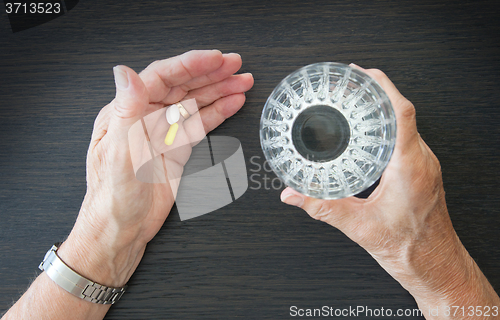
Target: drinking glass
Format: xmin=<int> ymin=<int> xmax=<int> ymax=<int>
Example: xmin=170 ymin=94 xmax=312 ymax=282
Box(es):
xmin=260 ymin=62 xmax=397 ymax=199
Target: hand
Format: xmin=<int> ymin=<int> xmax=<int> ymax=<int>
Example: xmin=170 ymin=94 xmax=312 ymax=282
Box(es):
xmin=284 ymin=64 xmax=448 ymax=269
xmin=280 ymin=64 xmax=499 ymax=316
xmin=58 ymin=50 xmax=254 ymax=287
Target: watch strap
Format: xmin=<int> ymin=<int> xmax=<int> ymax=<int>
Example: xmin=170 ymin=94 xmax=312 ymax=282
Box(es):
xmin=39 ymin=243 xmax=126 ymax=304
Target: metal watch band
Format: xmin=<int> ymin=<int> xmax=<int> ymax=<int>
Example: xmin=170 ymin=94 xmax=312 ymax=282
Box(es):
xmin=39 ymin=242 xmax=127 ymax=305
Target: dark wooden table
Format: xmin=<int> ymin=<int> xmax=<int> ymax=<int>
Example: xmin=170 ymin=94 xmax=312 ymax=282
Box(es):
xmin=1 ymin=1 xmax=499 ymax=319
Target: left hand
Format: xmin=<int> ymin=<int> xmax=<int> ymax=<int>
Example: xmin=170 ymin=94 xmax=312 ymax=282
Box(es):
xmin=58 ymin=50 xmax=254 ymax=287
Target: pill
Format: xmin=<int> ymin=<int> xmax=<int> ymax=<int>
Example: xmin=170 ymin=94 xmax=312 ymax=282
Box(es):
xmin=164 ymin=122 xmax=179 ymax=145
xmin=166 ymin=104 xmax=180 ymax=125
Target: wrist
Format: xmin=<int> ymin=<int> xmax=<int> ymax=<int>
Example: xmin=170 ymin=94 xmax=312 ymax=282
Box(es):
xmin=58 ymin=215 xmax=146 ymax=287
xmin=403 ymin=235 xmax=500 ymax=318
xmin=390 ymin=207 xmax=469 ymax=297
xmin=402 ymin=229 xmax=471 ymax=301
xmin=378 ymin=203 xmax=499 ymax=314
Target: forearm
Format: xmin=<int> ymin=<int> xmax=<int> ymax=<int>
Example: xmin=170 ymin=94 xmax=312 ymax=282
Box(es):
xmin=376 ymin=204 xmax=500 ymax=319
xmin=407 ymin=234 xmax=500 ymax=319
xmin=2 ymin=219 xmax=146 ymax=320
xmin=2 ymin=272 xmax=110 ymax=320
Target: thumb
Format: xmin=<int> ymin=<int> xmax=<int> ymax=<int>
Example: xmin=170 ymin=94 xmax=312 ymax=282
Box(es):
xmin=108 ymin=65 xmax=149 ymax=147
xmin=280 ymin=187 xmax=363 ymax=229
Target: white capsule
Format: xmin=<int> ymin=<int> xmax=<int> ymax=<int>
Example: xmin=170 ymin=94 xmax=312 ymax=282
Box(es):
xmin=166 ymin=104 xmax=180 ymax=125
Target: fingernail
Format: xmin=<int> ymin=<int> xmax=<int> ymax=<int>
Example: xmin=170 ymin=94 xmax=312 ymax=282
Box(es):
xmin=113 ymin=66 xmax=129 ymax=90
xmin=281 ymin=193 xmax=304 ymax=207
xmin=349 ymin=63 xmax=365 ymax=70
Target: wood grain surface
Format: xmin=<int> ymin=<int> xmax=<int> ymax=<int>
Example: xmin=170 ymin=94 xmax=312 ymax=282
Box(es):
xmin=1 ymin=1 xmax=499 ymax=319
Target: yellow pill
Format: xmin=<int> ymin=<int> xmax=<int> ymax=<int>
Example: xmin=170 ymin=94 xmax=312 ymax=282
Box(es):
xmin=164 ymin=122 xmax=179 ymax=145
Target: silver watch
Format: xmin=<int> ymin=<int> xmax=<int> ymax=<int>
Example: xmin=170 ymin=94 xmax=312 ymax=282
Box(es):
xmin=39 ymin=243 xmax=127 ymax=304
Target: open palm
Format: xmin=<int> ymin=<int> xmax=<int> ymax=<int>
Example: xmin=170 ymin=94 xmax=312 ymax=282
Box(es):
xmin=63 ymin=50 xmax=253 ymax=287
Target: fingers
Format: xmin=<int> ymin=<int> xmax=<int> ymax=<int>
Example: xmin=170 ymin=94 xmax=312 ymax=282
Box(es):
xmin=140 ymin=72 xmax=253 ymax=140
xmin=184 ymin=73 xmax=254 ymax=108
xmin=139 ymin=50 xmax=224 ymax=103
xmin=165 ymin=52 xmax=243 ymax=103
xmin=280 ymin=187 xmax=363 ymax=229
xmin=350 ymin=63 xmax=420 ymax=150
xmin=107 ymin=65 xmax=149 ymax=149
xmin=197 ymin=93 xmax=247 ymax=134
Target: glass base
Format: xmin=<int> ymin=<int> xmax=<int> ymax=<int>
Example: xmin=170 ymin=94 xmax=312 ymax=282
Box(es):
xmin=292 ymin=104 xmax=350 ymax=163
xmin=260 ymin=62 xmax=396 ymax=199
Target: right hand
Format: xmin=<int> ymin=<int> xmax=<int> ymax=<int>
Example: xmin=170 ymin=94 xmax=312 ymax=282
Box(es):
xmin=280 ymin=64 xmax=500 ymax=316
xmin=281 ymin=65 xmax=451 ymax=265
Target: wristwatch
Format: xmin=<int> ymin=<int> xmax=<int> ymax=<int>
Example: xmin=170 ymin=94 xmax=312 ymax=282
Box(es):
xmin=39 ymin=243 xmax=127 ymax=304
